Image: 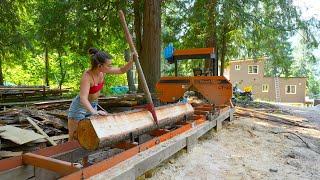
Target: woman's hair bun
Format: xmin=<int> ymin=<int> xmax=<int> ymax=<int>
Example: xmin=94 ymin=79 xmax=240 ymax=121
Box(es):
xmin=88 ymin=48 xmax=98 ymax=56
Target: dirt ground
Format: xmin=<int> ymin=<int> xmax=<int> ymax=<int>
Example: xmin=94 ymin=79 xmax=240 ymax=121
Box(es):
xmin=149 ymin=104 xmax=320 ymax=180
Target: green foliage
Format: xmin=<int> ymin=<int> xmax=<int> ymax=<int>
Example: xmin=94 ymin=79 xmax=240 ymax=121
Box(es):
xmin=0 ymin=0 xmax=131 ymax=94
xmin=1 ymin=0 xmax=319 ymax=97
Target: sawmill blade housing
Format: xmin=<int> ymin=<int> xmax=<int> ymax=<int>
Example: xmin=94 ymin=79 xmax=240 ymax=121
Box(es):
xmin=156 ymin=76 xmax=232 ymax=106
xmin=157 ymin=46 xmax=233 ymax=106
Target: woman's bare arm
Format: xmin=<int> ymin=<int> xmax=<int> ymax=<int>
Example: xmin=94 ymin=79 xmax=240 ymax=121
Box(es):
xmin=106 ymin=53 xmax=136 ymax=74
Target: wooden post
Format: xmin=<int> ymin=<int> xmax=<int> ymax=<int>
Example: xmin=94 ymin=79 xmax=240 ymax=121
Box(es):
xmin=42 ymin=86 xmax=46 ymax=99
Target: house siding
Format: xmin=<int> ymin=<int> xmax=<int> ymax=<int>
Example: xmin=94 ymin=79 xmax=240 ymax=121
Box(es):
xmin=228 ymin=59 xmax=306 ymax=103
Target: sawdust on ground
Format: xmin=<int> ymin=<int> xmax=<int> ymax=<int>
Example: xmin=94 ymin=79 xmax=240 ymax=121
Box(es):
xmin=150 ymin=105 xmax=320 ymax=180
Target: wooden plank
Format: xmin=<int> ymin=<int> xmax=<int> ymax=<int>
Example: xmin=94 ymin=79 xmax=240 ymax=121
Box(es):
xmin=0 ymin=125 xmax=45 ymax=145
xmin=30 ymin=134 xmax=69 ymax=144
xmin=0 ymin=87 xmax=44 ymax=91
xmin=26 ymin=117 xmax=57 ymax=146
xmin=0 ymin=151 xmax=23 ymax=158
xmin=34 ymin=99 xmax=72 ymax=106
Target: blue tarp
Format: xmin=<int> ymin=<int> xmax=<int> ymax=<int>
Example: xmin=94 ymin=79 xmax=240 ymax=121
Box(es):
xmin=110 ymin=86 xmax=129 ymax=95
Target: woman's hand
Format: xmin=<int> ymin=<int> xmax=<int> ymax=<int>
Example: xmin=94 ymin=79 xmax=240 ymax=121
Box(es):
xmin=97 ymin=110 xmax=108 ymax=116
xmin=131 ymin=51 xmax=138 ymax=60
xmin=92 ymin=110 xmax=108 ymax=116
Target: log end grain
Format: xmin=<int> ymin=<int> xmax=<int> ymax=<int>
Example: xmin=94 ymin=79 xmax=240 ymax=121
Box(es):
xmin=77 ymin=120 xmax=100 ymax=150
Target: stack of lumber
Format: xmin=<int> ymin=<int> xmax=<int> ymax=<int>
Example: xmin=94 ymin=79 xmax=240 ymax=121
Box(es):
xmin=0 ymin=85 xmax=69 ymax=103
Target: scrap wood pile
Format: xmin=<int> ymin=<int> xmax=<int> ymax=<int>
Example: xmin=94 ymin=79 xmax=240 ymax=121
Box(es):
xmin=0 ymin=94 xmax=144 ymax=159
xmin=0 ymin=108 xmax=68 ymax=159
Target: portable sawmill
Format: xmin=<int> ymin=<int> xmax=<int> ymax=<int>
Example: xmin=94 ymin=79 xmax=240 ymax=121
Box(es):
xmin=156 ymin=45 xmax=233 ymax=108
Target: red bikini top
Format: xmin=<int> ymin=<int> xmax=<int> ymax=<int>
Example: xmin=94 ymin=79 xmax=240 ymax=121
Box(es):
xmin=87 ymin=72 xmax=104 ymax=94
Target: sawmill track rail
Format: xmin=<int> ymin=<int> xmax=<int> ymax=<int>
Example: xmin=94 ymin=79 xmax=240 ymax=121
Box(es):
xmin=0 ymin=105 xmax=234 ymax=180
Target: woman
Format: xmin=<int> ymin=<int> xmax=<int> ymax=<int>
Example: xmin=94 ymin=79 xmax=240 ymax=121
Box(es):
xmin=68 ymin=47 xmax=135 ymax=140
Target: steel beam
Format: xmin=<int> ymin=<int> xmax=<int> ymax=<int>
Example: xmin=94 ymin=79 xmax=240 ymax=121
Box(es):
xmin=22 ymin=153 xmax=80 ymax=176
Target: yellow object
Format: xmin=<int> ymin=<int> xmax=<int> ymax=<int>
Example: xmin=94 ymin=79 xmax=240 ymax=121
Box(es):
xmin=244 ymin=86 xmax=252 ymax=92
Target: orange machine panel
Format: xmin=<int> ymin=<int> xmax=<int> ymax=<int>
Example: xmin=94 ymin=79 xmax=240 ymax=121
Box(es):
xmin=174 ymin=48 xmax=214 ymax=56
xmin=156 ymin=76 xmax=232 ymax=106
xmin=156 ymin=77 xmax=191 ymax=102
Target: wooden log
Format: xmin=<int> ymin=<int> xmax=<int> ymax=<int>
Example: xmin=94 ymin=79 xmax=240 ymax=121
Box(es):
xmin=26 ymin=117 xmax=57 ymax=146
xmin=235 ymin=107 xmax=312 ymax=129
xmin=77 ymin=103 xmax=194 ymax=150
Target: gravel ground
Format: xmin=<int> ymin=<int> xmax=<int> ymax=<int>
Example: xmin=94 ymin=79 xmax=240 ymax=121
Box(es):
xmin=149 ymin=104 xmax=320 ymax=180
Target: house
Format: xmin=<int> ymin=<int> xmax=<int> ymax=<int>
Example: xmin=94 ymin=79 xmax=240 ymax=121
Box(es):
xmin=227 ymin=58 xmax=306 ymax=103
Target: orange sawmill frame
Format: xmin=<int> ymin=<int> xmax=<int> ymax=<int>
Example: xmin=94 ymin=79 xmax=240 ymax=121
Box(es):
xmin=174 ymin=48 xmax=214 ymax=57
xmin=0 ymin=109 xmax=214 ymax=179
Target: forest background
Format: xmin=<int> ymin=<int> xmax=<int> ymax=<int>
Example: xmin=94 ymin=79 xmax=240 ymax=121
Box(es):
xmin=1 ymin=0 xmax=319 ymax=98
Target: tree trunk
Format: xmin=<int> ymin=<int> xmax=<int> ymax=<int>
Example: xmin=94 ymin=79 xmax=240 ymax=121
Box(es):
xmin=140 ymin=0 xmax=161 ymax=93
xmin=220 ymin=24 xmax=227 ymax=76
xmin=134 ymin=0 xmax=143 ymax=93
xmin=58 ymin=51 xmax=66 ymax=90
xmin=0 ymin=55 xmax=3 ymax=85
xmin=205 ymin=0 xmax=218 ymax=75
xmin=86 ymin=30 xmax=94 ymax=53
xmin=124 ymin=49 xmax=136 ymax=93
xmin=134 ymin=0 xmax=143 ymax=55
xmin=45 ymin=46 xmax=50 ymax=87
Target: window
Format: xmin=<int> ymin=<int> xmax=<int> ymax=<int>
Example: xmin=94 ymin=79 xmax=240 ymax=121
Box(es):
xmin=285 ymin=85 xmax=296 ymax=94
xmin=235 ymin=65 xmax=240 ymax=70
xmin=262 ymin=84 xmax=269 ymax=92
xmin=248 ymin=65 xmax=258 ymax=74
